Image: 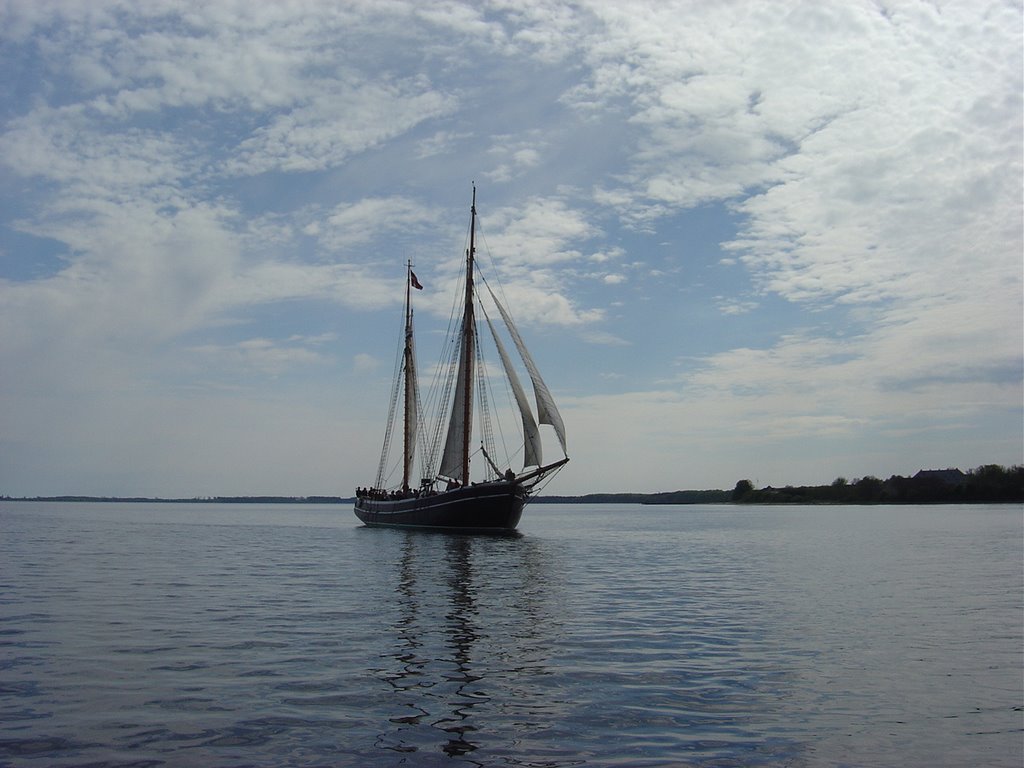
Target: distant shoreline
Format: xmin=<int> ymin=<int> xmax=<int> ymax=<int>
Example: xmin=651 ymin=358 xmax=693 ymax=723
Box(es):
xmin=3 ymin=466 xmax=1021 ymax=506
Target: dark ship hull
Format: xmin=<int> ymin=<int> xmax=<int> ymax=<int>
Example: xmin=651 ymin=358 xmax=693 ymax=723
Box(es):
xmin=354 ymin=481 xmax=527 ymax=532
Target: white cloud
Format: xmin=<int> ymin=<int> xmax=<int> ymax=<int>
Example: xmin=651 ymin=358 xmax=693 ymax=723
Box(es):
xmin=572 ymin=0 xmax=1021 ymax=311
xmin=588 ymin=246 xmax=625 ymax=263
xmin=224 ymin=261 xmax=398 ymax=312
xmin=416 ymin=130 xmax=473 ymax=158
xmin=480 ymin=196 xmax=597 ymax=268
xmin=0 ymin=108 xmax=196 ymax=195
xmin=582 ymin=330 xmax=629 ymax=346
xmin=224 ymin=79 xmax=456 ymax=175
xmin=317 ymin=196 xmax=440 ymax=252
xmin=190 ymin=337 xmax=328 ymax=376
xmin=486 ymin=135 xmax=547 ymax=182
xmin=353 ymin=352 xmax=379 ymax=373
xmin=716 ymin=297 xmax=758 ymax=316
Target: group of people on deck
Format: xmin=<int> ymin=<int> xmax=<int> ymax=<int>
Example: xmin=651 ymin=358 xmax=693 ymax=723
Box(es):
xmin=356 ymin=470 xmax=517 ymax=502
xmin=355 ymin=486 xmax=435 ymax=501
xmin=355 ymin=482 xmax=454 ymax=501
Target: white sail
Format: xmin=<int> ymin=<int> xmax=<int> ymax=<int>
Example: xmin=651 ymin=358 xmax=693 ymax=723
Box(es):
xmin=489 ymin=288 xmax=567 ymax=454
xmin=439 ymin=329 xmax=469 ymax=482
xmin=485 ymin=314 xmax=542 ymax=468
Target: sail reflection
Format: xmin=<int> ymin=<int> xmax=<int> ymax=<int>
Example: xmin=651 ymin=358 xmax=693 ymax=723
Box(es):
xmin=373 ymin=529 xmax=561 ymax=762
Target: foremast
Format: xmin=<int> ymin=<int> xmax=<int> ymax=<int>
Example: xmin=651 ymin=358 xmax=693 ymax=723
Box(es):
xmin=402 ymin=260 xmax=417 ymax=494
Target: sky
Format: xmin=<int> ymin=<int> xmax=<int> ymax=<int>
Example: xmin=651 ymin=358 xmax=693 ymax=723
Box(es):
xmin=0 ymin=0 xmax=1021 ymax=498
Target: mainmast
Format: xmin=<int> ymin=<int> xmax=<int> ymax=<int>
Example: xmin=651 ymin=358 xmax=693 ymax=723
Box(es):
xmin=402 ymin=260 xmax=416 ymax=493
xmin=460 ymin=185 xmax=477 ymax=483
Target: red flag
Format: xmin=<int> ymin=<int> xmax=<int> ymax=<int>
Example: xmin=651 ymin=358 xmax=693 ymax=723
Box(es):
xmin=410 ymin=271 xmax=423 ymax=290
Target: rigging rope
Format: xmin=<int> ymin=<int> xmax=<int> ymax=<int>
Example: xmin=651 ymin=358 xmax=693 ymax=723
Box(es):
xmin=474 ymin=322 xmax=497 ymax=481
xmin=373 ymin=308 xmax=408 ymax=489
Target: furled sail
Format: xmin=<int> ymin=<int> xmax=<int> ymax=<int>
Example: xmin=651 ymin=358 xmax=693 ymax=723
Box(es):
xmin=439 ymin=328 xmax=470 ymax=482
xmin=485 ymin=314 xmax=542 ymax=468
xmin=488 ymin=287 xmax=567 ymax=454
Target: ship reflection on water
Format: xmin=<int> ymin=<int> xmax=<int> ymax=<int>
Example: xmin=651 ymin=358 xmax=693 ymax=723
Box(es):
xmin=436 ymin=536 xmax=483 ymax=757
xmin=372 ymin=529 xmax=565 ymax=763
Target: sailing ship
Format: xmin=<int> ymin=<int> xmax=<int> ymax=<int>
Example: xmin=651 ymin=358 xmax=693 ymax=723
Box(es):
xmin=354 ymin=186 xmax=569 ymax=531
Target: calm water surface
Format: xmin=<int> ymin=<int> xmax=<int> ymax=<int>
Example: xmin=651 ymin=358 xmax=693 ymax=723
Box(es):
xmin=1 ymin=502 xmax=1020 ymax=766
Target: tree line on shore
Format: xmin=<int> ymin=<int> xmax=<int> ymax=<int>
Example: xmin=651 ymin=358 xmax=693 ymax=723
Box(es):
xmin=730 ymin=465 xmax=1023 ymax=504
xmin=536 ymin=465 xmax=1023 ymax=504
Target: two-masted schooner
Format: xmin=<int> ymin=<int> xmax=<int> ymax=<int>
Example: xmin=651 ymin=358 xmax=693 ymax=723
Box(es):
xmin=354 ymin=187 xmax=569 ymax=531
